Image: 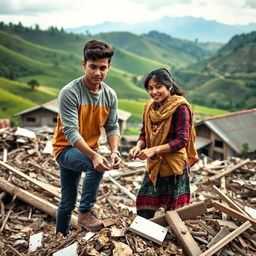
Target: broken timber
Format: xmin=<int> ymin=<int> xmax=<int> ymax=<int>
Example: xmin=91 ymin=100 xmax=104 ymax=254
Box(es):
xmin=210 ymin=185 xmax=248 ymax=216
xmin=0 ymin=160 xmax=61 ymax=199
xmin=108 ymin=175 xmax=136 ymax=201
xmin=0 ymin=178 xmax=78 ymax=229
xmin=200 ymin=221 xmax=252 ymax=256
xmin=151 ymin=201 xmax=207 ymax=227
xmin=207 ymin=159 xmax=250 ymax=182
xmin=166 ymin=211 xmax=202 ymax=256
xmin=213 ymin=201 xmax=256 ymax=230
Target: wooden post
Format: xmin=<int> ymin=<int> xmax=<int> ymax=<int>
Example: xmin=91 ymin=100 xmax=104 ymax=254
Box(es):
xmin=166 ymin=211 xmax=202 ymax=256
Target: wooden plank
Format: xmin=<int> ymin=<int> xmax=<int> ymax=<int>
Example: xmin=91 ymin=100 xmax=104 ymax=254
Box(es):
xmin=220 ymin=177 xmax=227 ymax=220
xmin=151 ymin=201 xmax=207 ymax=227
xmin=200 ymin=221 xmax=251 ymax=256
xmin=207 ymin=226 xmax=230 ymax=248
xmin=199 ymin=221 xmax=216 ymax=236
xmin=0 ymin=161 xmax=61 ymax=199
xmin=0 ymin=178 xmax=78 ymax=229
xmin=213 ymin=201 xmax=256 ymax=230
xmin=129 ymin=215 xmax=168 ymax=245
xmin=208 ymin=159 xmax=250 ymax=182
xmin=166 ymin=211 xmax=202 ymax=256
xmin=210 ymin=185 xmax=247 ymax=215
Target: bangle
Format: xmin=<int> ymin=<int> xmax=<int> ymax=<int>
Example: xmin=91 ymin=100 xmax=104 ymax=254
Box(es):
xmin=155 ymin=146 xmax=160 ymax=155
xmin=111 ymin=150 xmax=121 ymax=157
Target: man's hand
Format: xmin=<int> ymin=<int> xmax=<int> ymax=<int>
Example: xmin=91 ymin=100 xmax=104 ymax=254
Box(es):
xmin=110 ymin=152 xmax=122 ymax=169
xmin=91 ymin=154 xmax=112 ymax=171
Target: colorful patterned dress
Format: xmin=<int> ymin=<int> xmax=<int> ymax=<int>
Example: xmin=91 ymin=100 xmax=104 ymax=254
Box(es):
xmin=136 ymin=104 xmax=192 ymax=219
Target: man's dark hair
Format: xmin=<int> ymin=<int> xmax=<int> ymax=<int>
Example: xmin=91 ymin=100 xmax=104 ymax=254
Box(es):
xmin=83 ymin=40 xmax=114 ymax=63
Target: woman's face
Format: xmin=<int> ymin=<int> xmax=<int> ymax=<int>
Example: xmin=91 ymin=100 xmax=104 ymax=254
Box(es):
xmin=147 ymin=79 xmax=170 ymax=106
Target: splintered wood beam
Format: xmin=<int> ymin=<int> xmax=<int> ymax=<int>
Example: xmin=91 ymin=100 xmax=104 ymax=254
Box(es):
xmin=213 ymin=201 xmax=256 ymax=230
xmin=210 ymin=185 xmax=248 ymax=216
xmin=166 ymin=211 xmax=202 ymax=256
xmin=0 ymin=161 xmax=61 ymax=199
xmin=0 ymin=178 xmax=78 ymax=229
xmin=108 ymin=175 xmax=136 ymax=201
xmin=208 ymin=159 xmax=250 ymax=182
xmin=151 ymin=201 xmax=207 ymax=227
xmin=200 ymin=221 xmax=251 ymax=256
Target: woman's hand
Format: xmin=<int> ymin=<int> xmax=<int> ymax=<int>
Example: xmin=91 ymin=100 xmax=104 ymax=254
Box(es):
xmin=136 ymin=147 xmax=157 ymax=160
xmin=128 ymin=146 xmax=141 ymax=160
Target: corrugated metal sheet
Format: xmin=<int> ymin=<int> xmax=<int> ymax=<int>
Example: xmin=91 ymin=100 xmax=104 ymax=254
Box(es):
xmin=204 ymin=111 xmax=256 ymax=153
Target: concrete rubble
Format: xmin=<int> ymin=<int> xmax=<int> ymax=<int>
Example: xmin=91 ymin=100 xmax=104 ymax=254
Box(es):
xmin=0 ymin=127 xmax=256 ymax=255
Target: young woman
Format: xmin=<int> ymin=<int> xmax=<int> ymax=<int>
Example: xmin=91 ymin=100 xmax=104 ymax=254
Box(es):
xmin=128 ymin=68 xmax=198 ymax=219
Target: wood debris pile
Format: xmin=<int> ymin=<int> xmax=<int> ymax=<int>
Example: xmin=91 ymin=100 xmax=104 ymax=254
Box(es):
xmin=0 ymin=127 xmax=256 ymax=256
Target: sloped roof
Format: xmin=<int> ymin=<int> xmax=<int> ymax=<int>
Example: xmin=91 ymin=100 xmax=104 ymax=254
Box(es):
xmin=196 ymin=109 xmax=256 ymax=153
xmin=14 ymin=99 xmax=58 ymax=116
xmin=117 ymin=108 xmax=132 ymax=121
xmin=15 ymin=99 xmax=131 ymax=121
xmin=195 ymin=136 xmax=212 ymax=150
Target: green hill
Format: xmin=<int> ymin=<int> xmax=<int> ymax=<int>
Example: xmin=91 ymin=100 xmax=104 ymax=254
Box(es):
xmin=174 ymin=30 xmax=256 ymax=111
xmin=3 ymin=22 xmax=256 ymax=125
xmin=0 ymin=87 xmax=36 ymax=125
xmin=188 ymin=77 xmax=256 ymax=110
xmin=94 ymin=31 xmax=206 ymax=69
xmin=0 ymin=77 xmax=56 ymax=104
xmin=219 ymin=31 xmax=256 ymax=54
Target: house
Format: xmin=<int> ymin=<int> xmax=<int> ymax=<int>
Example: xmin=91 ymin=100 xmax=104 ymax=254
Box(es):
xmin=195 ymin=109 xmax=256 ymax=160
xmin=15 ymin=99 xmax=58 ymax=129
xmin=14 ymin=99 xmax=131 ymax=134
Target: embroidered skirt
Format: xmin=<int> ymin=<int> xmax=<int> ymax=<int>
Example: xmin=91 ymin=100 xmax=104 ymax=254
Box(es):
xmin=136 ymin=167 xmax=190 ymax=212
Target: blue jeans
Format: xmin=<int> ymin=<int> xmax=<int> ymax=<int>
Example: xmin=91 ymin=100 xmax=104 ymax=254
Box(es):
xmin=55 ymin=147 xmax=104 ymax=236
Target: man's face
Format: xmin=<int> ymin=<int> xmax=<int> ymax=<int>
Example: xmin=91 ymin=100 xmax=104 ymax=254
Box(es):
xmin=82 ymin=58 xmax=110 ymax=87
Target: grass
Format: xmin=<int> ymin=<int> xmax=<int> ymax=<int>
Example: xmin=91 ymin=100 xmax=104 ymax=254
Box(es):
xmin=0 ymin=77 xmax=56 ymax=104
xmin=0 ymin=88 xmax=35 ymax=117
xmin=192 ymin=104 xmax=229 ymax=116
xmin=123 ymin=127 xmax=140 ymax=135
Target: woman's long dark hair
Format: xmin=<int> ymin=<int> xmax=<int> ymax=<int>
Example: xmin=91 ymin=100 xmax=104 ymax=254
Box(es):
xmin=143 ymin=68 xmax=184 ymax=96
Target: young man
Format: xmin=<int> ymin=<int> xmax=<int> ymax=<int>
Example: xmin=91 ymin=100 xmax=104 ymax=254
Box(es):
xmin=52 ymin=40 xmax=122 ymax=236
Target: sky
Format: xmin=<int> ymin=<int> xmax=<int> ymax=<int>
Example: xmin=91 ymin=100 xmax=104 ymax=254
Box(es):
xmin=0 ymin=0 xmax=256 ymax=30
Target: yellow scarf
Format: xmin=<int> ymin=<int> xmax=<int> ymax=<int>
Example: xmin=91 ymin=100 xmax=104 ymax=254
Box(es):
xmin=144 ymin=95 xmax=198 ymax=186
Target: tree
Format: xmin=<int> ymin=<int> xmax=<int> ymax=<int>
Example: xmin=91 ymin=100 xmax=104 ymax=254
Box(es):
xmin=241 ymin=143 xmax=250 ymax=158
xmin=27 ymin=79 xmax=40 ymax=90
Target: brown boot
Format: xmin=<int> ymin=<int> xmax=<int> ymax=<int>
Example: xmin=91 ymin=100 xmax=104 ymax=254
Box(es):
xmin=78 ymin=211 xmax=103 ymax=231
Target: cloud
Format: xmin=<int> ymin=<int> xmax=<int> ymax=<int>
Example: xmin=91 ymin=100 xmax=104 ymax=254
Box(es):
xmin=0 ymin=0 xmax=255 ymax=28
xmin=0 ymin=0 xmax=78 ymax=15
xmin=129 ymin=0 xmax=192 ymax=11
xmin=244 ymin=0 xmax=256 ymax=8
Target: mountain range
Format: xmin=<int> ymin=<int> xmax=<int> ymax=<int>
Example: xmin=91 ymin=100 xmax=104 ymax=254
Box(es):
xmin=65 ymin=16 xmax=256 ymax=43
